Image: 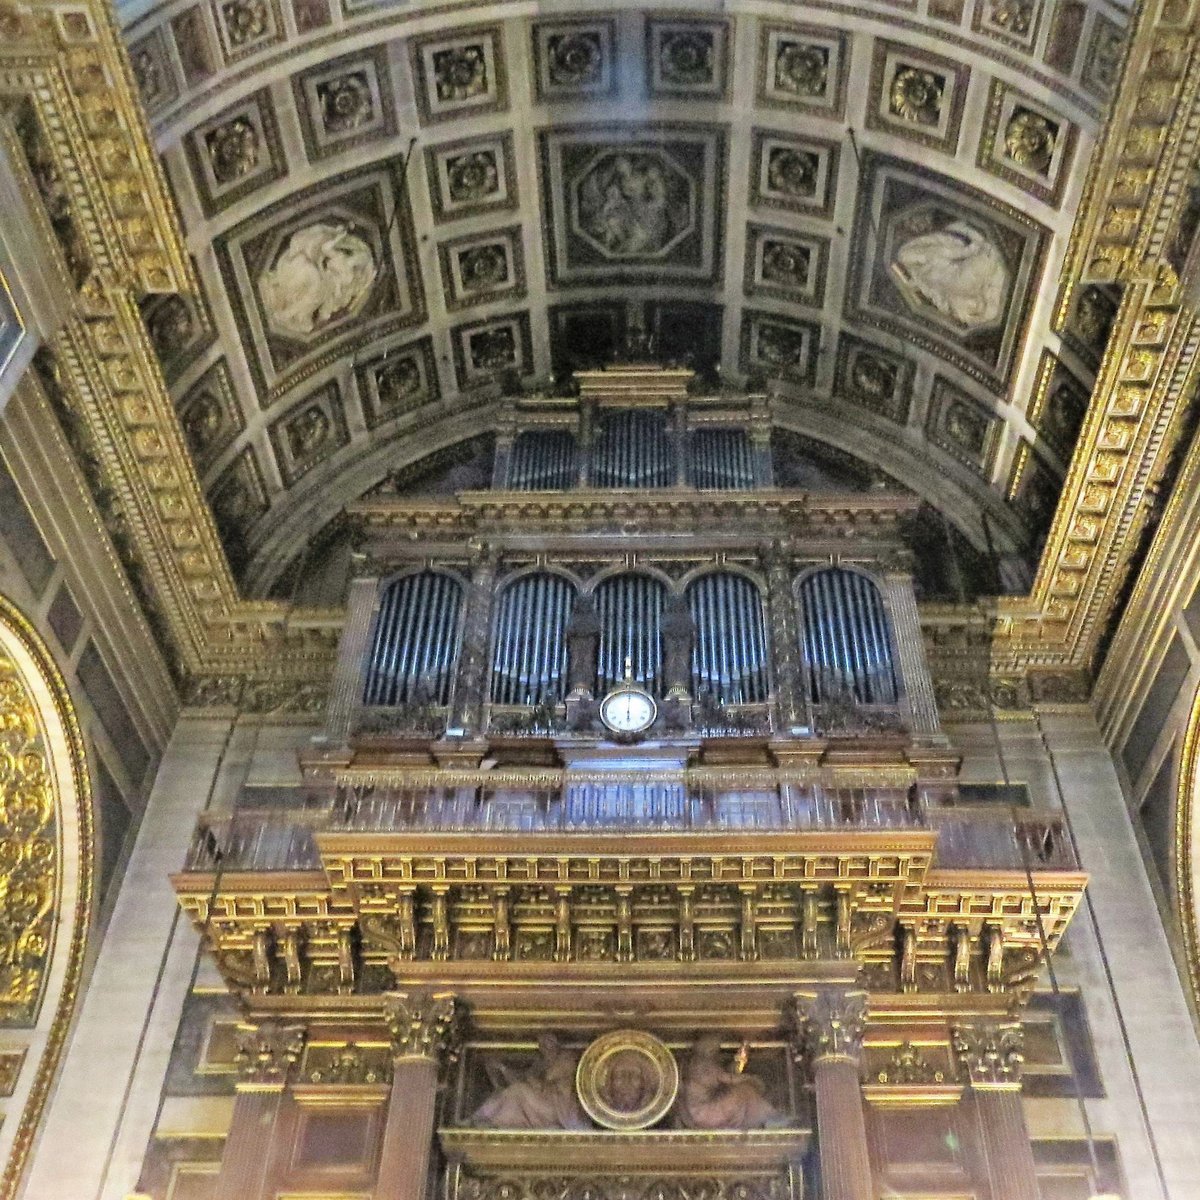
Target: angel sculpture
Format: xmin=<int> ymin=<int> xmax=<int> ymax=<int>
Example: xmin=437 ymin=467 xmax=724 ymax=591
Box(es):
xmin=674 ymin=1035 xmax=788 ymax=1130
xmin=471 ymin=1033 xmax=590 ymax=1130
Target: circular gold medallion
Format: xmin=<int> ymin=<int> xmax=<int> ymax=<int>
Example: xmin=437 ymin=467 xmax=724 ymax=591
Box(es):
xmin=575 ymin=1029 xmax=679 ymax=1131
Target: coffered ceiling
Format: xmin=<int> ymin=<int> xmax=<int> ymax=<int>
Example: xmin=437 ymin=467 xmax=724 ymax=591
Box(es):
xmin=120 ymin=0 xmax=1129 ymax=596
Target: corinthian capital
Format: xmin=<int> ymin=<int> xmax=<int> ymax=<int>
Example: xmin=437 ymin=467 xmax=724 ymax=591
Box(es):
xmin=794 ymin=988 xmax=867 ymax=1063
xmin=233 ymin=1021 xmax=307 ymax=1089
xmin=952 ymin=1020 xmax=1024 ymax=1089
xmin=384 ymin=991 xmax=460 ymax=1062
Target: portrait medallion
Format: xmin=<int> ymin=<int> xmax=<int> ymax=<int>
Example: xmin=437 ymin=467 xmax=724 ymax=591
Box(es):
xmin=575 ymin=1030 xmax=679 ymax=1131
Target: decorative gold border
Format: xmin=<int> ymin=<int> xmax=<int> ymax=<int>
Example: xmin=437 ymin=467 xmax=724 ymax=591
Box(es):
xmin=1175 ymin=679 xmax=1200 ymax=1023
xmin=0 ymin=594 xmax=93 ymax=1200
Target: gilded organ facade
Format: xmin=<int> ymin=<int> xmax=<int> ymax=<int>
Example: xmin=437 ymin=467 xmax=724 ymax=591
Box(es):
xmin=0 ymin=0 xmax=1197 ymax=1191
xmin=162 ymin=368 xmax=1092 ymax=1199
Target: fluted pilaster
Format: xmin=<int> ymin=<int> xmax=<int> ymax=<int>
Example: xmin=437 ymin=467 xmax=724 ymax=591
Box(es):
xmin=880 ymin=573 xmax=940 ymax=737
xmin=953 ymin=1020 xmax=1039 ymax=1200
xmin=375 ymin=992 xmax=460 ymax=1200
xmin=763 ymin=548 xmax=805 ymax=732
xmin=215 ymin=1022 xmax=306 ymax=1200
xmin=324 ymin=576 xmax=380 ymax=744
xmin=795 ymin=989 xmax=873 ymax=1200
xmin=449 ymin=545 xmax=498 ymax=736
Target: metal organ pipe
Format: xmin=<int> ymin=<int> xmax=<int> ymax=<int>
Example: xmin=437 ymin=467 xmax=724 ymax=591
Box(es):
xmin=595 ymin=574 xmax=665 ymax=692
xmin=490 ymin=574 xmax=574 ymax=705
xmin=364 ymin=572 xmax=465 ymax=706
xmin=508 ymin=430 xmax=579 ymax=491
xmin=593 ymin=410 xmax=674 ymax=488
xmin=687 ymin=573 xmax=768 ymax=704
xmin=798 ymin=568 xmax=898 ymax=705
xmin=688 ymin=429 xmax=756 ymax=490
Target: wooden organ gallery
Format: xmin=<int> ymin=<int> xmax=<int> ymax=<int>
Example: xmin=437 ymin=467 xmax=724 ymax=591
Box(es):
xmin=173 ymin=367 xmax=1088 ymax=1200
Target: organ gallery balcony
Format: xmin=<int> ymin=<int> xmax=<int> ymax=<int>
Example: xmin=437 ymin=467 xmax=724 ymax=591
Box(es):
xmin=173 ymin=768 xmax=1085 ymax=1010
xmin=180 ymin=781 xmax=1079 ymax=874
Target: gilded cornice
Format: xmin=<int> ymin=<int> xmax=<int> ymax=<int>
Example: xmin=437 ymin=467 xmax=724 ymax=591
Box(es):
xmin=172 ymin=834 xmax=1084 ymax=1009
xmin=990 ymin=0 xmax=1200 ymax=674
xmin=0 ymin=0 xmax=333 ymax=686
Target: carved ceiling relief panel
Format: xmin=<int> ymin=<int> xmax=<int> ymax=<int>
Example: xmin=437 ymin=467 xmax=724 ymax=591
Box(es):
xmin=848 ymin=154 xmax=1048 ymax=394
xmin=532 ymin=19 xmax=617 ymax=103
xmin=214 ymin=161 xmax=425 ymax=402
xmin=647 ymin=17 xmax=732 ymax=101
xmin=833 ymin=335 xmax=915 ymax=425
xmin=756 ymin=23 xmax=848 ymax=119
xmin=184 ymin=87 xmax=284 ymax=217
xmin=292 ymin=47 xmax=396 ymax=162
xmin=354 ymin=336 xmax=440 ymax=430
xmin=108 ymin=2 xmax=1119 ymax=603
xmin=867 ymin=41 xmax=969 ymax=154
xmin=177 ymin=359 xmax=244 ymax=475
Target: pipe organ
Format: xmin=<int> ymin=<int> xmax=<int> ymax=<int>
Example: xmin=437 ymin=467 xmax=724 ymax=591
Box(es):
xmin=363 ymin=570 xmax=464 ymax=707
xmin=489 ymin=572 xmax=575 ymax=706
xmin=593 ymin=408 xmax=675 ymax=488
xmin=362 ymin=560 xmax=891 ymax=734
xmin=687 ymin=427 xmax=757 ymax=490
xmin=173 ymin=367 xmax=1089 ymax=1200
xmin=507 ymin=429 xmax=579 ymax=490
xmin=798 ymin=568 xmax=898 ymax=707
xmin=594 ymin=573 xmax=666 ymax=694
xmin=497 ymin=380 xmax=774 ymax=492
xmin=688 ymin=571 xmax=769 ymax=705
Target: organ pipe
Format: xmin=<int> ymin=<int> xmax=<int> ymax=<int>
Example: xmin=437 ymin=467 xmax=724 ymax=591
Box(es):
xmin=688 ymin=429 xmax=756 ymax=490
xmin=595 ymin=574 xmax=666 ymax=692
xmin=490 ymin=574 xmax=575 ymax=705
xmin=507 ymin=430 xmax=579 ymax=490
xmin=687 ymin=573 xmax=769 ymax=704
xmin=798 ymin=568 xmax=898 ymax=705
xmin=591 ymin=409 xmax=675 ymax=488
xmin=364 ymin=572 xmax=464 ymax=706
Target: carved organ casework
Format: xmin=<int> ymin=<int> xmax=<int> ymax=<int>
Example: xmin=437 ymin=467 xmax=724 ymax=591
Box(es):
xmin=173 ymin=366 xmax=1088 ymax=1200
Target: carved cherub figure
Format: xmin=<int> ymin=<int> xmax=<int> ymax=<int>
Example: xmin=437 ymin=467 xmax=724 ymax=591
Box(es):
xmin=674 ymin=1035 xmax=788 ymax=1130
xmin=471 ymin=1032 xmax=590 ymax=1130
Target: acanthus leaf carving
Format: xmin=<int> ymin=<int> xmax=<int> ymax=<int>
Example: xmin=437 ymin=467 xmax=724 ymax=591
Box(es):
xmin=793 ymin=988 xmax=867 ymax=1063
xmin=233 ymin=1020 xmax=307 ymax=1087
xmin=383 ymin=990 xmax=460 ymax=1061
xmin=951 ymin=1019 xmax=1024 ymax=1088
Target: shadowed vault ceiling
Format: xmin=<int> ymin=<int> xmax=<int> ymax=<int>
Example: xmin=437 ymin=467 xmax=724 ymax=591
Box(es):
xmin=118 ymin=0 xmax=1130 ymax=598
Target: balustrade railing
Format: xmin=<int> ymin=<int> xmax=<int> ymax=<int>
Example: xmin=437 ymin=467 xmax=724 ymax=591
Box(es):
xmin=181 ymin=781 xmax=1078 ymax=874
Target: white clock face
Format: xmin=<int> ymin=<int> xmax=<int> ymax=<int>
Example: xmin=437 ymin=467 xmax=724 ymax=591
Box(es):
xmin=600 ymin=688 xmax=657 ymax=734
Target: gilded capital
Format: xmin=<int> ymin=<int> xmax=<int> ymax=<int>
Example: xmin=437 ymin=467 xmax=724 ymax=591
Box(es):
xmin=794 ymin=988 xmax=867 ymax=1063
xmin=384 ymin=991 xmax=460 ymax=1062
xmin=952 ymin=1020 xmax=1024 ymax=1090
xmin=233 ymin=1021 xmax=307 ymax=1090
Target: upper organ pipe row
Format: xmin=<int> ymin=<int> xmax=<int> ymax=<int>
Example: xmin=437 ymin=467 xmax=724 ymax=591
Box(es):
xmin=363 ymin=567 xmax=899 ymax=716
xmin=506 ymin=424 xmax=756 ymax=491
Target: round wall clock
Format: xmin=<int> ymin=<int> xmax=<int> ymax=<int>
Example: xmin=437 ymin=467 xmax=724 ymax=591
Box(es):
xmin=599 ymin=683 xmax=658 ymax=736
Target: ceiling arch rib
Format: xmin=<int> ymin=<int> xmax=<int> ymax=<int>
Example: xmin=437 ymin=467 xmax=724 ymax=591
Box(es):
xmin=121 ymin=0 xmax=1128 ymax=597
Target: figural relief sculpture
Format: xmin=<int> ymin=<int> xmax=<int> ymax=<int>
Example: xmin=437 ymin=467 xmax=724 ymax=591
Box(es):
xmin=675 ymin=1036 xmax=787 ymax=1130
xmin=471 ymin=1033 xmax=590 ymax=1130
xmin=259 ymin=222 xmax=377 ymax=340
xmin=889 ymin=220 xmax=1009 ymax=331
xmin=470 ymin=1031 xmax=787 ymax=1132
